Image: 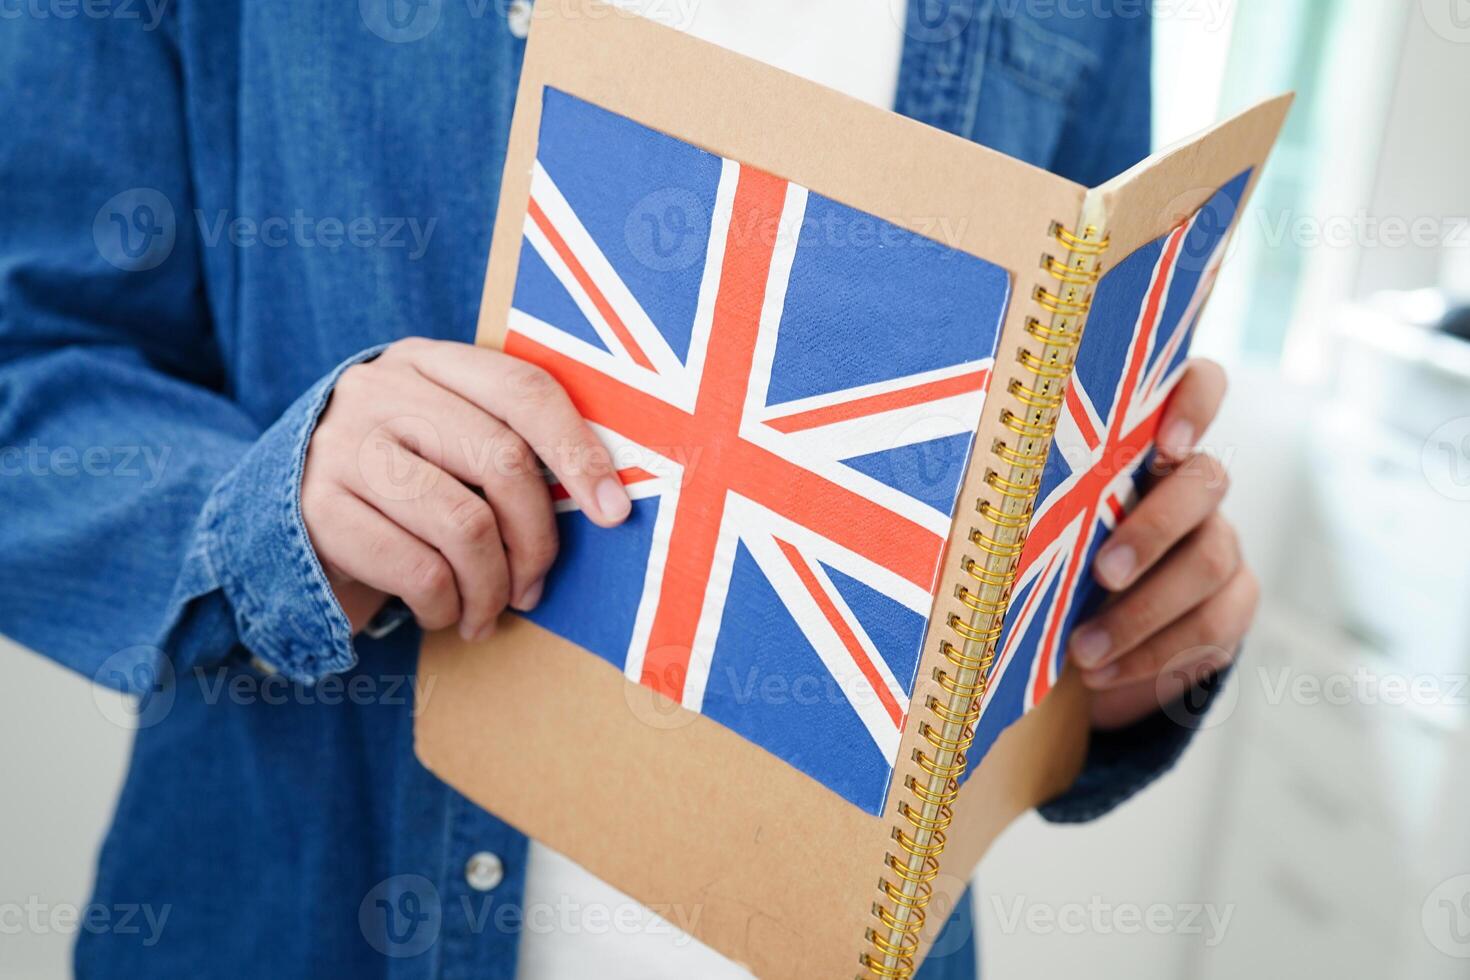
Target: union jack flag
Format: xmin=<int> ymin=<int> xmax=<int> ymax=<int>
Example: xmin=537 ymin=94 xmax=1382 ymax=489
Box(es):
xmin=970 ymin=169 xmax=1253 ymax=765
xmin=507 ymin=90 xmax=1011 ymax=814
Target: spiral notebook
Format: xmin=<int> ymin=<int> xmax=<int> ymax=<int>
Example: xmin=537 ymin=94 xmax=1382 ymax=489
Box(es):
xmin=414 ymin=4 xmax=1289 ymax=976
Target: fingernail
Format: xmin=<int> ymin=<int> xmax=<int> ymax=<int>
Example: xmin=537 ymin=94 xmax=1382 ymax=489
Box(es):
xmin=1160 ymin=420 xmax=1195 ymax=459
xmin=459 ymin=621 xmax=478 ymax=642
xmin=1070 ymin=625 xmax=1110 ymax=668
xmin=1084 ymin=663 xmax=1121 ymax=688
xmin=1095 ymin=545 xmax=1136 ymax=589
xmin=512 ymin=579 xmax=544 ymax=612
xmin=595 ymin=476 xmax=631 ymax=524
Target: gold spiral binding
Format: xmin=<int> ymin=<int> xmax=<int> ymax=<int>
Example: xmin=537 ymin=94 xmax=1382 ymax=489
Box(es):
xmin=859 ymin=221 xmax=1109 ymax=980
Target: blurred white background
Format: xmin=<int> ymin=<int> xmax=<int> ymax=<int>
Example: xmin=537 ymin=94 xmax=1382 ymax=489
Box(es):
xmin=981 ymin=2 xmax=1470 ymax=978
xmin=6 ymin=1 xmax=1470 ymax=978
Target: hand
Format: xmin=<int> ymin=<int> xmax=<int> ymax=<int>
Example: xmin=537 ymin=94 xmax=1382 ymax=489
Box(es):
xmin=1068 ymin=360 xmax=1259 ymax=730
xmin=301 ymin=338 xmax=632 ymax=640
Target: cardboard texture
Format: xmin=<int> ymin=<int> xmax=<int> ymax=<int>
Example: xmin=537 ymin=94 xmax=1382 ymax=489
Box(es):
xmin=416 ymin=2 xmax=1290 ymax=976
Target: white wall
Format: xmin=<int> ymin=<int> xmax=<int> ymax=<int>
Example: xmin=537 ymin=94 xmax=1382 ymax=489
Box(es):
xmin=0 ymin=637 xmax=133 ymax=979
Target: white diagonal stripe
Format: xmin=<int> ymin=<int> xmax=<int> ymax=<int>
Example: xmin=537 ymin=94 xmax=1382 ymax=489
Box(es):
xmin=530 ymin=160 xmax=690 ymax=394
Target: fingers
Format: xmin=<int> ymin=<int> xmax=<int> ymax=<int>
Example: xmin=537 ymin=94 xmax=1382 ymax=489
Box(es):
xmin=303 ymin=486 xmax=461 ymax=632
xmin=396 ymin=341 xmax=632 ymax=527
xmin=378 ymin=378 xmax=558 ymax=612
xmin=1080 ymin=565 xmax=1258 ymax=691
xmin=1156 ymin=358 xmax=1226 ymax=462
xmin=302 ymin=337 xmax=630 ymax=641
xmin=1092 ymin=452 xmax=1229 ymax=591
xmin=1070 ymin=513 xmax=1241 ymax=671
xmin=343 ymin=440 xmax=511 ymax=642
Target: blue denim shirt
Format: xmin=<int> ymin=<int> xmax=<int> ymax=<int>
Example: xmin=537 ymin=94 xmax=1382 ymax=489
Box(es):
xmin=0 ymin=2 xmax=1206 ymax=977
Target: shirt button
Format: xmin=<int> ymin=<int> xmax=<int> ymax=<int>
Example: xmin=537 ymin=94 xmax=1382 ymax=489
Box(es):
xmin=464 ymin=851 xmax=504 ymax=892
xmin=506 ymin=0 xmax=532 ymax=39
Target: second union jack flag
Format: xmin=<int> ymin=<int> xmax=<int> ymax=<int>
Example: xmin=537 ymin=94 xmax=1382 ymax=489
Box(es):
xmin=506 ymin=89 xmax=1011 ymax=814
xmin=970 ymin=169 xmax=1254 ymax=768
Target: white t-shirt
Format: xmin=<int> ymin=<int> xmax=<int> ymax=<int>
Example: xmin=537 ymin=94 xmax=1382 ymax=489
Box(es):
xmin=513 ymin=2 xmax=906 ymax=978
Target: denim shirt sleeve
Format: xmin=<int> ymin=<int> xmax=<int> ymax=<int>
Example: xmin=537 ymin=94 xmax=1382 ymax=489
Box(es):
xmin=178 ymin=346 xmax=389 ymax=682
xmin=0 ymin=9 xmax=370 ymax=690
xmin=1038 ymin=668 xmax=1231 ymax=823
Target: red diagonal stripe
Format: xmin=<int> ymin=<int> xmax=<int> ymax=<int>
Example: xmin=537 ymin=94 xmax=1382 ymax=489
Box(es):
xmin=527 ymin=196 xmax=655 ymax=372
xmin=764 ymin=368 xmax=991 ymax=434
xmin=1065 ymin=382 xmax=1101 ymax=451
xmin=1001 ymin=549 xmax=1060 ymax=663
xmin=1016 ymin=403 xmax=1164 ymax=579
xmin=774 ymin=537 xmax=904 ymax=729
xmin=1033 ymin=502 xmax=1095 ymax=704
xmin=1109 ymin=223 xmax=1186 ymax=439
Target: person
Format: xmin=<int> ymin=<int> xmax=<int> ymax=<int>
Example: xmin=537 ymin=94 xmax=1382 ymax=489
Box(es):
xmin=0 ymin=1 xmax=1258 ymax=977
